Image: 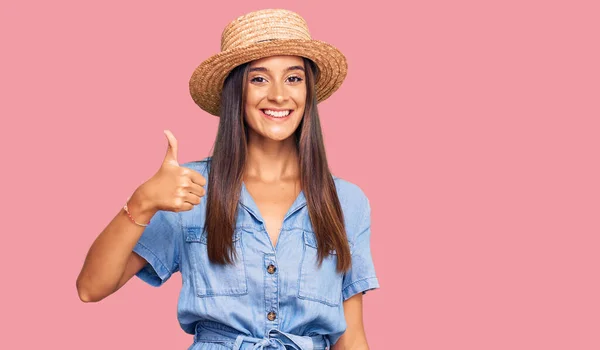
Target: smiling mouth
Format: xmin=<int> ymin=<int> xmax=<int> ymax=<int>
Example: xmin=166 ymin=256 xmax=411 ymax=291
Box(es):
xmin=261 ymin=109 xmax=293 ymax=118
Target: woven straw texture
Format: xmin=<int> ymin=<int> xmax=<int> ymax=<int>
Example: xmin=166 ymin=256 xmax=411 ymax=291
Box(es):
xmin=189 ymin=9 xmax=348 ymax=116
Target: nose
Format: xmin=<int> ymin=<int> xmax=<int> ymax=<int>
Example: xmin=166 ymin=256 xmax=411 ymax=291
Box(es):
xmin=267 ymin=81 xmax=288 ymax=104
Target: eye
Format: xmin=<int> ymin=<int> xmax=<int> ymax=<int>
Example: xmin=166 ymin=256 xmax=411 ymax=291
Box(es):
xmin=287 ymin=76 xmax=304 ymax=83
xmin=251 ymin=76 xmax=267 ymax=83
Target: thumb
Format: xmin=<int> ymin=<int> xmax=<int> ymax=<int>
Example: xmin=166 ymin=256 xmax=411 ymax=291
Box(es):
xmin=163 ymin=130 xmax=179 ymax=166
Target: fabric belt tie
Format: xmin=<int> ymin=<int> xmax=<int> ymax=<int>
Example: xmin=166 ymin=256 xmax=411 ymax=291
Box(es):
xmin=194 ymin=321 xmax=330 ymax=350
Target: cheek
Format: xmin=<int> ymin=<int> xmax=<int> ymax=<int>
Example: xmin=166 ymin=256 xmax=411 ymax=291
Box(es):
xmin=245 ymin=90 xmax=258 ymax=107
xmin=245 ymin=85 xmax=265 ymax=105
xmin=293 ymin=89 xmax=307 ymax=108
xmin=244 ymin=92 xmax=261 ymax=120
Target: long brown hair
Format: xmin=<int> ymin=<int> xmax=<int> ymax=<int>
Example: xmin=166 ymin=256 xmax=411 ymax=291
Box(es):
xmin=204 ymin=57 xmax=351 ymax=273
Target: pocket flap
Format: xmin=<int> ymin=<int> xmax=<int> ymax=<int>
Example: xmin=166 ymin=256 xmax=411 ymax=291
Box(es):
xmin=302 ymin=230 xmax=317 ymax=248
xmin=185 ymin=227 xmax=206 ymax=243
xmin=185 ymin=227 xmax=241 ymax=244
xmin=303 ymin=230 xmax=337 ymax=255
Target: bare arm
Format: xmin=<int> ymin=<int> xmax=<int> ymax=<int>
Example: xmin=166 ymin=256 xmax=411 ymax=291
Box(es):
xmin=76 ymin=130 xmax=205 ymax=302
xmin=76 ymin=192 xmax=157 ymax=302
xmin=332 ymin=293 xmax=370 ymax=350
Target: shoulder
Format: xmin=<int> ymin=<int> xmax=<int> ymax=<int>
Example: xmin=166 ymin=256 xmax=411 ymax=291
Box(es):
xmin=333 ymin=175 xmax=369 ymax=210
xmin=332 ymin=175 xmax=371 ymax=232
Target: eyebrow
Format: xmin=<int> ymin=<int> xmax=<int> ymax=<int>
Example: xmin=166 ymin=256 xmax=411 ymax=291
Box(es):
xmin=248 ymin=65 xmax=305 ymax=73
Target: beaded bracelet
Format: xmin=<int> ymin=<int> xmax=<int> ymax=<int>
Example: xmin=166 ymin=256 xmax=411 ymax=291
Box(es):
xmin=123 ymin=197 xmax=150 ymax=227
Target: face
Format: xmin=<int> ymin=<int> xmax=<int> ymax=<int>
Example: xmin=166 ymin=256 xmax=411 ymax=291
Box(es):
xmin=244 ymin=55 xmax=307 ymax=142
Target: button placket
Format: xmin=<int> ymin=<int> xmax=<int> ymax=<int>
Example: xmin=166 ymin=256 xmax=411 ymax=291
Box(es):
xmin=264 ymin=254 xmax=279 ymax=333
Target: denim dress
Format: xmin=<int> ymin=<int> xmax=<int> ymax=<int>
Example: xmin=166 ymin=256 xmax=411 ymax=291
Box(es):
xmin=133 ymin=157 xmax=379 ymax=349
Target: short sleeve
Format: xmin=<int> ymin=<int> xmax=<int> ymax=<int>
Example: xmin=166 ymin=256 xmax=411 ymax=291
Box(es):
xmin=342 ymin=196 xmax=380 ymax=301
xmin=132 ymin=209 xmax=181 ymax=287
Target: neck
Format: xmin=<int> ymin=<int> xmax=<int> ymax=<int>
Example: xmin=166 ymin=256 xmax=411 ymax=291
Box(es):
xmin=244 ymin=133 xmax=300 ymax=183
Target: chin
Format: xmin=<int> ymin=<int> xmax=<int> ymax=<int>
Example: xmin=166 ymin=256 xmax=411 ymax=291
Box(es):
xmin=255 ymin=124 xmax=297 ymax=141
xmin=265 ymin=132 xmax=295 ymax=142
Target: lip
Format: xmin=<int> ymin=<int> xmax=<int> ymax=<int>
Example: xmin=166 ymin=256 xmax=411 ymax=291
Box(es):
xmin=261 ymin=108 xmax=292 ymax=112
xmin=260 ymin=109 xmax=293 ymax=121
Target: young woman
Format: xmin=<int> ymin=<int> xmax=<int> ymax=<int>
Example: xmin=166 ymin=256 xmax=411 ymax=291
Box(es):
xmin=77 ymin=9 xmax=379 ymax=350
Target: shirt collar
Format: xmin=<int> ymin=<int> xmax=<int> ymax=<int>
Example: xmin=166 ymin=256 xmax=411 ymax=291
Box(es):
xmin=239 ymin=182 xmax=307 ymax=224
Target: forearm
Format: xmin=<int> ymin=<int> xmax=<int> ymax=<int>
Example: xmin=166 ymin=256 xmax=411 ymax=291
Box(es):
xmin=333 ymin=293 xmax=370 ymax=350
xmin=332 ymin=335 xmax=369 ymax=350
xmin=76 ymin=193 xmax=156 ymax=301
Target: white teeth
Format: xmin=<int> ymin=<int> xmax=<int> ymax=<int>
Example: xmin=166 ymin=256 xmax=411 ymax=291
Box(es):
xmin=264 ymin=109 xmax=290 ymax=117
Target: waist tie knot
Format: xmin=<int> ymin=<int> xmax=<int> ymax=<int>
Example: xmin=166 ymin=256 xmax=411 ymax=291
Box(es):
xmin=234 ymin=335 xmax=286 ymax=349
xmin=194 ymin=321 xmax=330 ymax=350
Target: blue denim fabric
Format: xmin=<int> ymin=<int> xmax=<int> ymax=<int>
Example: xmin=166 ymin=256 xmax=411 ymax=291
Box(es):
xmin=133 ymin=157 xmax=379 ymax=349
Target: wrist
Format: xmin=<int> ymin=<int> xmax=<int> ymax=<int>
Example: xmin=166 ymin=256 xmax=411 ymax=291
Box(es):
xmin=128 ymin=188 xmax=158 ymax=221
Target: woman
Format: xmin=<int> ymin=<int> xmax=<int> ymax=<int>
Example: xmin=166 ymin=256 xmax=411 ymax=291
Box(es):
xmin=76 ymin=9 xmax=379 ymax=350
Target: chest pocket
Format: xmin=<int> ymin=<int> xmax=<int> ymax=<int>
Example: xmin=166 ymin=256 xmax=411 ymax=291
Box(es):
xmin=297 ymin=230 xmax=343 ymax=307
xmin=185 ymin=227 xmax=248 ymax=297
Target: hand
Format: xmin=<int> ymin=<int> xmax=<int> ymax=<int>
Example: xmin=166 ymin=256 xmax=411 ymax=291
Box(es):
xmin=135 ymin=130 xmax=207 ymax=213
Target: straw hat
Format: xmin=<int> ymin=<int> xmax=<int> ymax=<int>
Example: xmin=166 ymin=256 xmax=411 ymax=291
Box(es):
xmin=189 ymin=9 xmax=348 ymax=116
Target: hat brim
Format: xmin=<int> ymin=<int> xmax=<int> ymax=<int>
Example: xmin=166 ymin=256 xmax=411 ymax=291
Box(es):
xmin=189 ymin=39 xmax=348 ymax=116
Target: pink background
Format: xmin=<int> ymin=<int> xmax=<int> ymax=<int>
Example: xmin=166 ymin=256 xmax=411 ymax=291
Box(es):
xmin=1 ymin=0 xmax=599 ymax=349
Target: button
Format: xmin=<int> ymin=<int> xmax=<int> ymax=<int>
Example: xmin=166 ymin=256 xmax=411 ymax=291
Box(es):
xmin=267 ymin=264 xmax=277 ymax=274
xmin=267 ymin=311 xmax=277 ymax=321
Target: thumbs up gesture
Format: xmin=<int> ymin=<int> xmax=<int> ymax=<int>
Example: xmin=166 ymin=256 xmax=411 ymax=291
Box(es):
xmin=136 ymin=130 xmax=207 ymax=213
